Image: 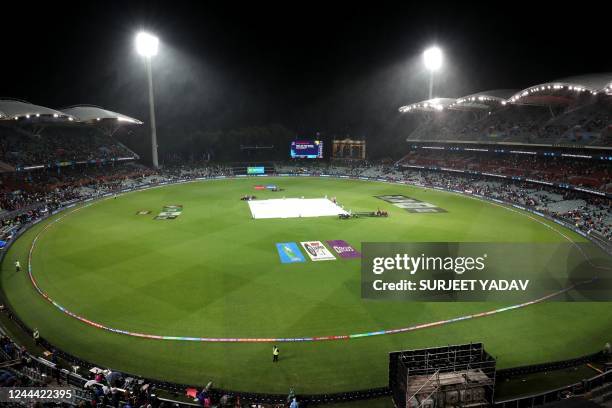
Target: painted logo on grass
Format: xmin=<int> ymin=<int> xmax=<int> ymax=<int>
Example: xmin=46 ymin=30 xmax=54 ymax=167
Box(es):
xmin=164 ymin=205 xmax=183 ymax=213
xmin=376 ymin=195 xmax=446 ymax=213
xmin=300 ymin=241 xmax=336 ymax=261
xmin=327 ymin=240 xmax=361 ymax=259
xmin=155 ymin=204 xmax=183 ymax=220
xmin=276 ymin=242 xmax=306 ymax=263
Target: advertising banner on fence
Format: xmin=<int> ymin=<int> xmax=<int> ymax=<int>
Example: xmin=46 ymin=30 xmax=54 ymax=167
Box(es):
xmin=301 ymin=241 xmax=336 ymax=261
xmin=276 ymin=243 xmax=306 ymax=264
xmin=247 ymin=166 xmax=265 ymax=174
xmin=327 ymin=240 xmax=361 ymax=259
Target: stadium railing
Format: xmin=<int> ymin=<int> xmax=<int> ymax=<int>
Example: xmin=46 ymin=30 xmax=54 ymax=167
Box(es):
xmin=494 ymin=370 xmax=612 ymax=408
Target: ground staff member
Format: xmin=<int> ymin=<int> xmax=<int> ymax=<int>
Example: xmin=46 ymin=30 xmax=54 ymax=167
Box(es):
xmin=272 ymin=345 xmax=279 ymax=362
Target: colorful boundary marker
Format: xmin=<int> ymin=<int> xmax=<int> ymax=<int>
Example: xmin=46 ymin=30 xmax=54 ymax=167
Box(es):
xmin=24 ymin=183 xmax=599 ymax=343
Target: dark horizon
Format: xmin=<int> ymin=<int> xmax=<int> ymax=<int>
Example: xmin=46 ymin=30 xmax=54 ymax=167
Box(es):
xmin=2 ymin=1 xmax=611 ymax=160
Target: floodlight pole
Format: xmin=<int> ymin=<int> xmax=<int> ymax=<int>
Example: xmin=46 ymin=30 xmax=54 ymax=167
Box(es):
xmin=145 ymin=56 xmax=159 ymax=168
xmin=428 ymin=70 xmax=434 ymax=100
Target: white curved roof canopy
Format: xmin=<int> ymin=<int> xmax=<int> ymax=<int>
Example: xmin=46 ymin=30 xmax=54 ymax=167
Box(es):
xmin=0 ymin=99 xmax=75 ymax=121
xmin=399 ymin=98 xmax=457 ymax=113
xmin=61 ymin=105 xmax=143 ymax=125
xmin=449 ymin=89 xmax=517 ymax=110
xmin=508 ymin=73 xmax=612 ymax=104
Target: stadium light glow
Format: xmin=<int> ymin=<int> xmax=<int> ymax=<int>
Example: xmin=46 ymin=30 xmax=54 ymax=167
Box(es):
xmin=423 ymin=46 xmax=443 ymax=71
xmin=135 ymin=31 xmax=160 ymax=168
xmin=423 ymin=46 xmax=443 ymax=99
xmin=135 ymin=32 xmax=159 ymax=57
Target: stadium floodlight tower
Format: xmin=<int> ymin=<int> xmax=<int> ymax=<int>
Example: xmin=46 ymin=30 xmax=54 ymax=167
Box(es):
xmin=423 ymin=46 xmax=443 ymax=100
xmin=135 ymin=31 xmax=160 ymax=168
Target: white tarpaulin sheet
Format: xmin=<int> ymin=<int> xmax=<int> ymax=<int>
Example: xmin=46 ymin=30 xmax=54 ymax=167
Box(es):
xmin=247 ymin=198 xmax=347 ymax=219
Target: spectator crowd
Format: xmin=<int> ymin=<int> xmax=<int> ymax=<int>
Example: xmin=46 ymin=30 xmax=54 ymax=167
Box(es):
xmin=406 ymin=99 xmax=612 ymax=146
xmin=398 ymin=150 xmax=611 ymax=192
xmin=0 ymin=126 xmax=136 ymax=168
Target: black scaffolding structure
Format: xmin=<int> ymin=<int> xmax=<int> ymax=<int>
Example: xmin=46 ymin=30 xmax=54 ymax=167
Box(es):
xmin=390 ymin=343 xmax=497 ymax=408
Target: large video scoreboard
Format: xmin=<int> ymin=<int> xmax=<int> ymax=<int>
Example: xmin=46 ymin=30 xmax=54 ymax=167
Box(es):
xmin=290 ymin=140 xmax=323 ymax=159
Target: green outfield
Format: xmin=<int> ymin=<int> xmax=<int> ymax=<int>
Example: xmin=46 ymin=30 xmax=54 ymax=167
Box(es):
xmin=1 ymin=177 xmax=611 ymax=394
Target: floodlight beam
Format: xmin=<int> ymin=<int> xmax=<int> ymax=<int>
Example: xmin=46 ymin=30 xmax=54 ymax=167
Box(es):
xmin=135 ymin=31 xmax=160 ymax=168
xmin=145 ymin=58 xmax=159 ymax=168
xmin=423 ymin=46 xmax=443 ymax=100
xmin=428 ymin=70 xmax=434 ymax=101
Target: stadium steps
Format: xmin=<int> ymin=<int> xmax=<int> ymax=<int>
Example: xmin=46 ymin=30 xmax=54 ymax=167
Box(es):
xmin=545 ymin=199 xmax=586 ymax=214
xmin=0 ymin=358 xmax=21 ymax=368
xmin=590 ymin=382 xmax=612 ymax=407
xmin=591 ymin=383 xmax=612 ymax=398
xmin=592 ymin=392 xmax=612 ymax=407
xmin=0 ymin=160 xmax=15 ymax=173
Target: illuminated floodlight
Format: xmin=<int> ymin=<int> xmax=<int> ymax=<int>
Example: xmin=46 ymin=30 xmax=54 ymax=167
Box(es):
xmin=135 ymin=31 xmax=160 ymax=168
xmin=423 ymin=45 xmax=443 ymax=99
xmin=423 ymin=46 xmax=443 ymax=71
xmin=135 ymin=32 xmax=159 ymax=57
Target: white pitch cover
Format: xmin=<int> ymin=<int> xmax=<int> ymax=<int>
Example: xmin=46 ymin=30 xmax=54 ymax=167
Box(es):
xmin=248 ymin=198 xmax=347 ymax=219
xmin=300 ymin=241 xmax=336 ymax=261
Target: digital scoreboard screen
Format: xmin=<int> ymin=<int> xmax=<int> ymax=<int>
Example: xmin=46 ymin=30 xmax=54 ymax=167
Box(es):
xmin=290 ymin=140 xmax=323 ymax=159
xmin=247 ymin=166 xmax=265 ymax=175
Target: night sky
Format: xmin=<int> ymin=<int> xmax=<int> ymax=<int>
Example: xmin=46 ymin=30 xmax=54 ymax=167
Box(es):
xmin=2 ymin=1 xmax=611 ymax=159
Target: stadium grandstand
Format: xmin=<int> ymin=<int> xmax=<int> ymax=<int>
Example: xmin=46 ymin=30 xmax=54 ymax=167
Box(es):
xmin=0 ymin=99 xmax=140 ymax=171
xmin=399 ymin=73 xmax=612 ymax=147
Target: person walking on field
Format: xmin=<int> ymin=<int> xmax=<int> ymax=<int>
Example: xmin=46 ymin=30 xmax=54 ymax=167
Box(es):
xmin=32 ymin=328 xmax=40 ymax=346
xmin=272 ymin=345 xmax=279 ymax=363
xmin=14 ymin=260 xmax=21 ymax=273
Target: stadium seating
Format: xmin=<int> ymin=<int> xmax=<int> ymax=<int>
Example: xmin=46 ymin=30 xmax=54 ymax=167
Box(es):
xmin=397 ymin=151 xmax=611 ymax=192
xmin=0 ymin=126 xmax=137 ymax=169
xmin=405 ymin=99 xmax=612 ymax=146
